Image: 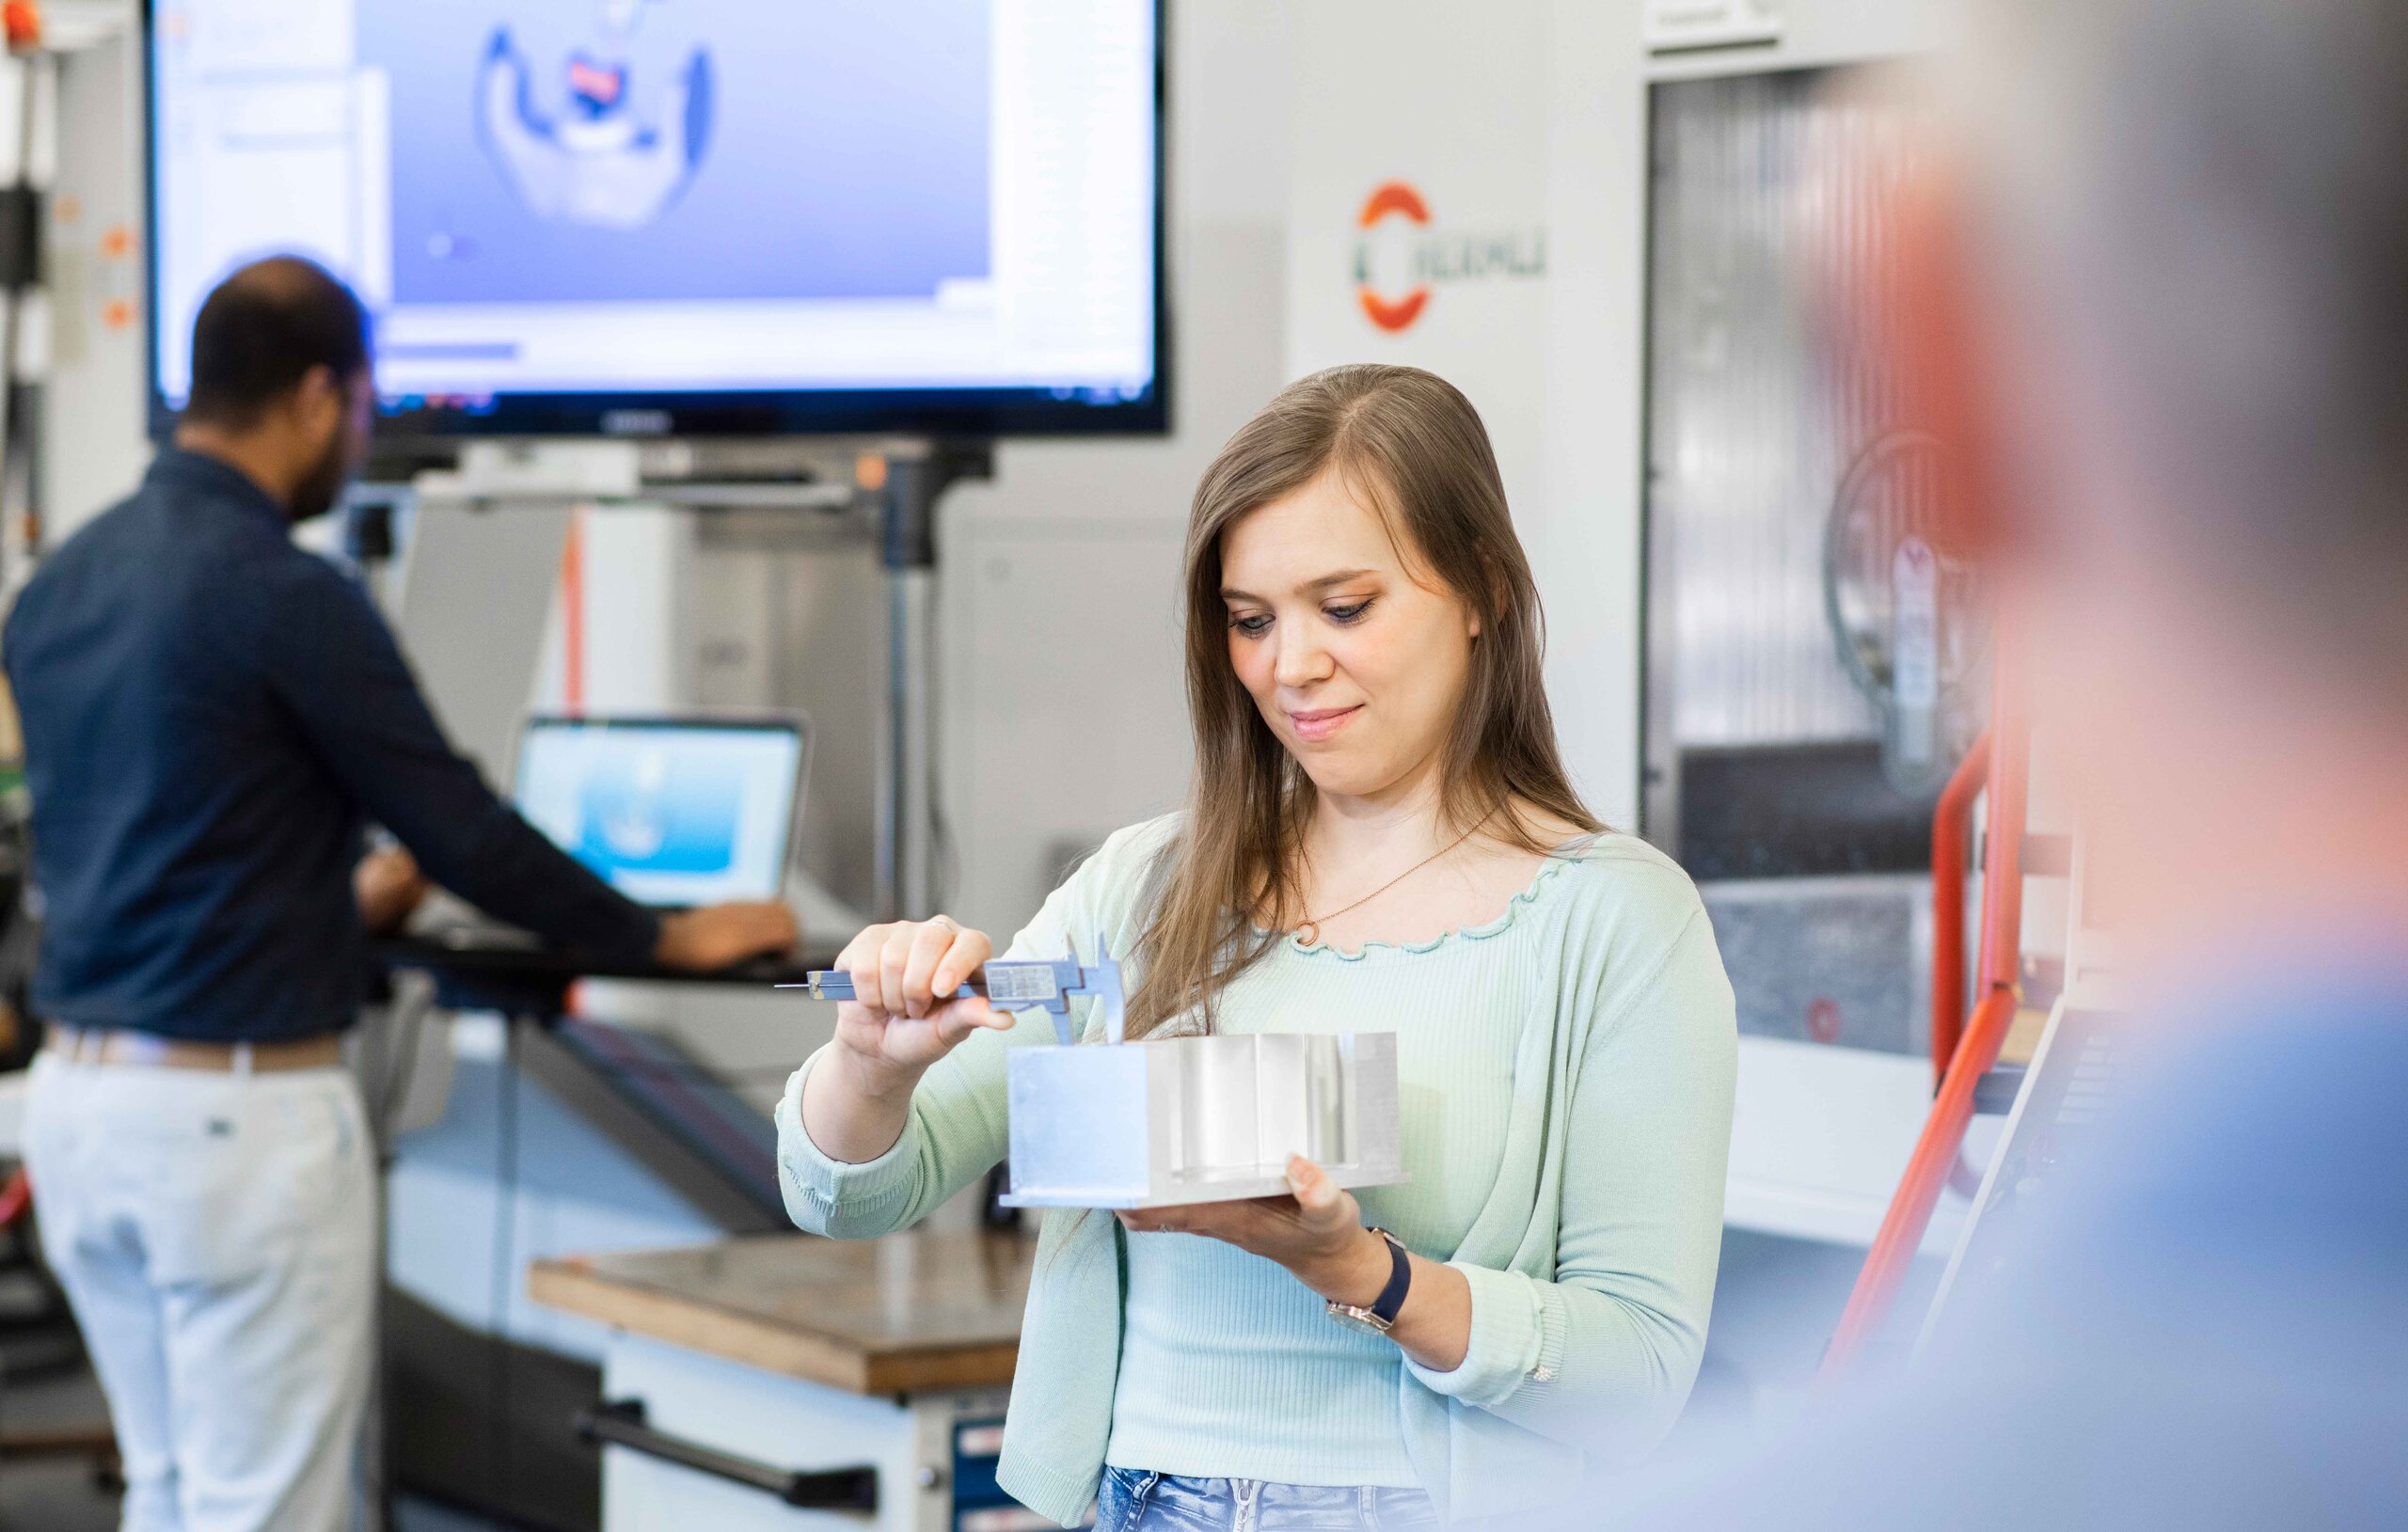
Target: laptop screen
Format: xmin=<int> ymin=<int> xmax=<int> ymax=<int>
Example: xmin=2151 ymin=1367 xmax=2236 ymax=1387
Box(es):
xmin=512 ymin=717 xmax=805 ymax=908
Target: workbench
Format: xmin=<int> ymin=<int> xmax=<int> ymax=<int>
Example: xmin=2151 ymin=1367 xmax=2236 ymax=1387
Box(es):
xmin=530 ymin=1230 xmax=1048 ymax=1532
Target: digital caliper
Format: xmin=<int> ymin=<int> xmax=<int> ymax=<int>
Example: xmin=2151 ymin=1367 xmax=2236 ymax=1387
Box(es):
xmin=777 ymin=950 xmax=1125 ymax=1046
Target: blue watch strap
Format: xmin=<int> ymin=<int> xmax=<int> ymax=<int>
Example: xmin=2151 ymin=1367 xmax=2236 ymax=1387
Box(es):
xmin=1366 ymin=1227 xmax=1411 ymax=1325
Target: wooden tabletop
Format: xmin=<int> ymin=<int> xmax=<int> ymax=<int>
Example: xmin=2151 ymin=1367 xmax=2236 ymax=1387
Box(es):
xmin=528 ymin=1230 xmax=1038 ymax=1396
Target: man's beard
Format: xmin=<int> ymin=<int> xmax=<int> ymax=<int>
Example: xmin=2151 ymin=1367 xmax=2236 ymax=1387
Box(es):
xmin=287 ymin=433 xmax=354 ymax=523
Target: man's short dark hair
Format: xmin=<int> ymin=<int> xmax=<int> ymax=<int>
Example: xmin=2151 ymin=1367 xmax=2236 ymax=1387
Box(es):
xmin=183 ymin=256 xmax=372 ymax=429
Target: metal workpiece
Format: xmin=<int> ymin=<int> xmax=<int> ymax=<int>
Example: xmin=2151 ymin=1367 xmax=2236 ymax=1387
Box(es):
xmin=788 ymin=950 xmax=1405 ymax=1208
xmin=1002 ymin=1032 xmax=1405 ymax=1210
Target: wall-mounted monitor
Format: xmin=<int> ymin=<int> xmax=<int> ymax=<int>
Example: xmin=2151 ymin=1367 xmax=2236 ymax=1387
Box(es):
xmin=143 ymin=0 xmax=1165 ymax=438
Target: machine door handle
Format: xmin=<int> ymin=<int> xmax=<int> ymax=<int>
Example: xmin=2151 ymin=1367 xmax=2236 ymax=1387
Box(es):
xmin=576 ymin=1398 xmax=879 ymax=1514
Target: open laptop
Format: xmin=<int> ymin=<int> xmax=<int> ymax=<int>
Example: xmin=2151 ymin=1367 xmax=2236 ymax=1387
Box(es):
xmin=412 ymin=713 xmax=811 ymax=952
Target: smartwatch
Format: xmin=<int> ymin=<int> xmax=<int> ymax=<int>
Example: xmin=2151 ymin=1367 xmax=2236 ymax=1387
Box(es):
xmin=1325 ymin=1227 xmax=1412 ymax=1335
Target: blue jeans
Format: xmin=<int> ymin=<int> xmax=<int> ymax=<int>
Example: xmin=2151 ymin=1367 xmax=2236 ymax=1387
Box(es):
xmin=1097 ymin=1468 xmax=1442 ymax=1532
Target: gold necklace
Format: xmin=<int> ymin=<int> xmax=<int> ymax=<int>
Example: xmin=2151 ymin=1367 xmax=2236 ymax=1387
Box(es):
xmin=1293 ymin=811 xmax=1496 ymax=946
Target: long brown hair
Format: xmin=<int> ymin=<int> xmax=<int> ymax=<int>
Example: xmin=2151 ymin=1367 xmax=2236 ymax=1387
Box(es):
xmin=1125 ymin=364 xmax=1601 ymax=1039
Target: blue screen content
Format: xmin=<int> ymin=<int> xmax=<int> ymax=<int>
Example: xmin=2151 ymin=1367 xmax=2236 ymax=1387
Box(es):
xmin=513 ymin=723 xmax=800 ymax=907
xmin=361 ymin=0 xmax=990 ymax=308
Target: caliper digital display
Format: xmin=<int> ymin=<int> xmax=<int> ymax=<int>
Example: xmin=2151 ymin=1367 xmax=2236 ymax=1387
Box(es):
xmin=983 ymin=963 xmax=1062 ymax=1004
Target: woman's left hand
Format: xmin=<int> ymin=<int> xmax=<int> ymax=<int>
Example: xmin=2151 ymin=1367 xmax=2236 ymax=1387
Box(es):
xmin=1116 ymin=1154 xmax=1396 ymax=1309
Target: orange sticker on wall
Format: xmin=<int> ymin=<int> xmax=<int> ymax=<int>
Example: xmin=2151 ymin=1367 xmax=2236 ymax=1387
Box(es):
xmin=1347 ymin=181 xmax=1545 ymax=336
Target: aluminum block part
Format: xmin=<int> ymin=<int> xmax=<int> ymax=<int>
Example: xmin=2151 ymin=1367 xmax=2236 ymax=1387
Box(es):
xmin=1000 ymin=1032 xmax=1406 ymax=1209
xmin=1344 ymin=1034 xmax=1402 ymax=1177
xmin=1002 ymin=1046 xmax=1161 ymax=1207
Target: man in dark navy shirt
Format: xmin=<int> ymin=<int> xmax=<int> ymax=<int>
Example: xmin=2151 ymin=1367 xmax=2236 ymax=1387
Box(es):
xmin=6 ymin=257 xmax=796 ymax=1530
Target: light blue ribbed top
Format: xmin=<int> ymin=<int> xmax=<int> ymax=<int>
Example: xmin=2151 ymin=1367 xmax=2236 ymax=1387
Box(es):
xmin=1106 ymin=857 xmax=1574 ymax=1485
xmin=777 ymin=815 xmax=1736 ymax=1524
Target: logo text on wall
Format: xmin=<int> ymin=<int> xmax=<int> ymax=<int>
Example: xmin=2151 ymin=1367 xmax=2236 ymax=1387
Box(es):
xmin=1352 ymin=182 xmax=1547 ymax=334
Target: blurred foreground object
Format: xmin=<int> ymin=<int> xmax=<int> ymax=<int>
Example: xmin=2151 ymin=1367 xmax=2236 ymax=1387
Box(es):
xmin=1607 ymin=0 xmax=2408 ymax=1524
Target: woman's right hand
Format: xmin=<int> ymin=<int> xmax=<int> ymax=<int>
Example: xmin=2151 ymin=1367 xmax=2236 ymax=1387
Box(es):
xmin=827 ymin=917 xmax=1014 ymax=1089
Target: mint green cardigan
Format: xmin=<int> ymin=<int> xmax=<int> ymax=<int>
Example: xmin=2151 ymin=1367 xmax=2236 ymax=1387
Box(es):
xmin=775 ymin=816 xmax=1736 ymax=1525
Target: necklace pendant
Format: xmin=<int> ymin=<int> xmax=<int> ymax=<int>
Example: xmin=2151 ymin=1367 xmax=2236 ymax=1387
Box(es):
xmin=1295 ymin=921 xmax=1319 ymax=946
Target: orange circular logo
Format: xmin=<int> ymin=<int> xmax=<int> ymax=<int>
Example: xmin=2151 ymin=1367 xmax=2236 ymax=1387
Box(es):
xmin=1354 ymin=182 xmax=1432 ymax=333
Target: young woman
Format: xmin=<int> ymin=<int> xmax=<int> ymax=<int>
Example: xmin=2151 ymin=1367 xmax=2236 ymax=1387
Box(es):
xmin=777 ymin=365 xmax=1735 ymax=1529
